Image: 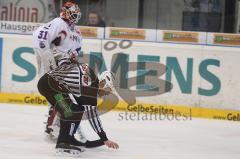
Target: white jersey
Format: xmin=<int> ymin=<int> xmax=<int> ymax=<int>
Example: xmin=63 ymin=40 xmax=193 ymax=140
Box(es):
xmin=32 ymin=17 xmax=83 ymax=76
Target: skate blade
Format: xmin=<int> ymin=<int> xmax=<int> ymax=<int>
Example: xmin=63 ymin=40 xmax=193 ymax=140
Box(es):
xmin=55 ymin=148 xmax=83 ymax=157
xmin=44 ymin=133 xmax=58 ymax=143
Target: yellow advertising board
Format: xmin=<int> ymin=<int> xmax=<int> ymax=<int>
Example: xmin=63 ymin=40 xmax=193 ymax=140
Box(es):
xmin=109 ymin=28 xmax=146 ymax=40
xmin=77 ymin=26 xmax=98 ymax=38
xmin=213 ymin=33 xmax=240 ymax=46
xmin=163 ymin=31 xmax=199 ymax=43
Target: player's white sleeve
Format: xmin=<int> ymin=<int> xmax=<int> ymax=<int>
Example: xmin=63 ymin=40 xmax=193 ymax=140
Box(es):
xmin=33 ymin=18 xmax=65 ymax=50
xmin=34 ymin=48 xmax=57 ymax=77
xmin=32 ymin=18 xmax=66 ymax=76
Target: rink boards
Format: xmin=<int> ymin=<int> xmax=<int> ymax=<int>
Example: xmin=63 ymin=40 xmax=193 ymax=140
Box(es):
xmin=0 ymin=33 xmax=240 ymax=121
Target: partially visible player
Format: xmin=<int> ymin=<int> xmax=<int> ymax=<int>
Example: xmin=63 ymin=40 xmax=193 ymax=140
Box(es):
xmin=32 ymin=1 xmax=85 ymax=140
xmin=37 ymin=60 xmax=119 ymax=155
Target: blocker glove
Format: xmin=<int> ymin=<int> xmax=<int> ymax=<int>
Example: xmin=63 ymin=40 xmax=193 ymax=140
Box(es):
xmin=68 ymin=47 xmax=81 ymax=63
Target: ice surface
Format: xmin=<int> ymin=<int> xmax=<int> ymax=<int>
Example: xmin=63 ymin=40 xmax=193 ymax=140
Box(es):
xmin=0 ymin=103 xmax=240 ymax=159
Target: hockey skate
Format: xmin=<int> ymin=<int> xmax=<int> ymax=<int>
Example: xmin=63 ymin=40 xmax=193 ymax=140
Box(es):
xmin=55 ymin=142 xmax=84 ymax=157
xmin=44 ymin=106 xmax=60 ymax=142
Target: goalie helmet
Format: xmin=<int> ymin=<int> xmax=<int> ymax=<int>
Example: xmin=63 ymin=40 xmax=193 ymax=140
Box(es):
xmin=98 ymin=71 xmax=115 ymax=90
xmin=60 ymin=2 xmax=81 ymax=24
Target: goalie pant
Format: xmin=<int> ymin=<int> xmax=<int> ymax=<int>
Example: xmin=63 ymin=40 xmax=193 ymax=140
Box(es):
xmin=37 ymin=72 xmax=108 ymax=145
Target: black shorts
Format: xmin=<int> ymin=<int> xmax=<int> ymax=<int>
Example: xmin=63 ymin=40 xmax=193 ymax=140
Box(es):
xmin=37 ymin=73 xmax=84 ymax=121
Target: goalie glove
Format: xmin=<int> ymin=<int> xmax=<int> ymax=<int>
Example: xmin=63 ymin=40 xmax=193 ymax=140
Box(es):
xmin=68 ymin=47 xmax=81 ymax=63
xmin=69 ymin=51 xmax=78 ymax=63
